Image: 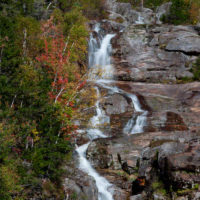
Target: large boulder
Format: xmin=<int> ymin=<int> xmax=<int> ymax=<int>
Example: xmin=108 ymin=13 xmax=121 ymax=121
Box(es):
xmin=100 ymin=93 xmax=133 ymax=115
xmin=157 ymin=26 xmax=200 ymax=54
xmin=63 ymin=168 xmax=98 ymax=200
xmin=166 ymin=35 xmax=200 ymax=54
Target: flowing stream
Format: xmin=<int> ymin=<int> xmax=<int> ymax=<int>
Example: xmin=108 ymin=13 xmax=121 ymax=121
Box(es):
xmin=76 ymin=23 xmax=147 ymax=200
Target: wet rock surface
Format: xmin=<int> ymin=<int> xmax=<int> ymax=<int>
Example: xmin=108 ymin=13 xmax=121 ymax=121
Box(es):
xmin=87 ymin=131 xmax=200 ymax=199
xmin=83 ymin=81 xmax=200 ymax=199
xmin=68 ymin=1 xmax=200 ymax=199
xmin=63 ymin=162 xmax=98 ymax=200
xmin=100 ymin=93 xmax=134 ymax=115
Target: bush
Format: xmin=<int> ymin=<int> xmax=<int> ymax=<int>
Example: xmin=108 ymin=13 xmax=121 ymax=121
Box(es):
xmin=192 ymin=56 xmax=200 ymax=81
xmin=163 ymin=0 xmax=190 ymax=24
xmin=117 ymin=0 xmax=169 ymax=9
xmin=189 ymin=0 xmax=200 ymax=24
xmin=80 ymin=0 xmax=107 ymax=19
xmin=162 ymin=0 xmax=200 ymax=25
xmin=144 ymin=0 xmax=169 ymax=9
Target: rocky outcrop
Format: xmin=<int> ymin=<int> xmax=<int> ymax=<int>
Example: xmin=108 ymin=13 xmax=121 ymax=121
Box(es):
xmin=63 ymin=161 xmax=98 ymax=200
xmin=106 ymin=0 xmax=156 ymax=25
xmin=71 ymin=2 xmax=200 ymax=200
xmin=85 ymin=81 xmax=200 ymax=199
xmin=158 ymin=26 xmax=200 ymax=54
xmin=87 ymin=131 xmax=200 ymax=199
xmin=112 ymin=25 xmax=199 ymax=83
xmin=100 ymin=81 xmax=200 ymax=133
xmin=64 ymin=175 xmax=98 ymax=200
xmin=100 ymin=93 xmax=134 ymax=115
xmin=139 ymin=132 xmax=200 ymax=199
xmin=165 ymin=34 xmax=200 ymax=54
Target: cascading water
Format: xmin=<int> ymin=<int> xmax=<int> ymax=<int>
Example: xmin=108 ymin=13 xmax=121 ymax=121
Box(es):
xmin=88 ymin=24 xmax=115 ymax=80
xmin=76 ymin=24 xmax=115 ymax=200
xmin=76 ymin=86 xmax=114 ymax=200
xmin=123 ymin=94 xmax=147 ymax=134
xmin=76 ymin=22 xmax=147 ymax=200
xmin=135 ymin=15 xmax=145 ymax=24
xmin=89 ymin=87 xmax=110 ymax=127
xmin=96 ymin=80 xmax=147 ymax=134
xmin=76 ymin=143 xmax=113 ymax=200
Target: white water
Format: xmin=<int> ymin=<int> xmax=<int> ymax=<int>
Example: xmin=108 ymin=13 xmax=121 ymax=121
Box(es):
xmin=76 ymin=86 xmax=113 ymax=200
xmin=88 ymin=24 xmax=115 ymax=80
xmin=76 ymin=143 xmax=113 ymax=200
xmin=76 ymin=23 xmax=147 ymax=200
xmin=76 ymin=23 xmax=114 ymax=200
xmin=123 ymin=94 xmax=147 ymax=134
xmin=96 ymin=80 xmax=147 ymax=135
xmin=135 ymin=14 xmax=145 ymax=24
xmin=90 ymin=87 xmax=110 ymax=127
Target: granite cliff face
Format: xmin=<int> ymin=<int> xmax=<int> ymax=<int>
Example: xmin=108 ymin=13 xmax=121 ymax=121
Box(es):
xmin=65 ymin=1 xmax=200 ymax=199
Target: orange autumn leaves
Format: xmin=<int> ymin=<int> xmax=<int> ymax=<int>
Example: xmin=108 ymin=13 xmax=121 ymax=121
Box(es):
xmin=189 ymin=0 xmax=200 ymax=24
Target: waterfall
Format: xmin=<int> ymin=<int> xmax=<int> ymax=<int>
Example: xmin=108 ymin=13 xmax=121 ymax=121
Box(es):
xmin=77 ymin=142 xmax=113 ymax=200
xmin=96 ymin=80 xmax=147 ymax=134
xmin=88 ymin=24 xmax=115 ymax=80
xmin=123 ymin=94 xmax=147 ymax=134
xmin=76 ymin=23 xmax=115 ymax=200
xmin=76 ymin=22 xmax=147 ymax=200
xmin=76 ymin=86 xmax=114 ymax=200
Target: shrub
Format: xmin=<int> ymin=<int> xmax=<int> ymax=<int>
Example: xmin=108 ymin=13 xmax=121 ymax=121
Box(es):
xmin=165 ymin=0 xmax=190 ymax=24
xmin=144 ymin=0 xmax=169 ymax=9
xmin=191 ymin=56 xmax=200 ymax=81
xmin=189 ymin=0 xmax=200 ymax=24
xmin=80 ymin=0 xmax=107 ymax=19
xmin=162 ymin=0 xmax=200 ymax=24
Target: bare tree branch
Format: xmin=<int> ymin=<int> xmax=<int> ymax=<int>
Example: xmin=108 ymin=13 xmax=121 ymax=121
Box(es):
xmin=55 ymin=87 xmax=65 ymax=103
xmin=47 ymin=2 xmax=53 ymax=10
xmin=63 ymin=36 xmax=70 ymax=55
xmin=11 ymin=95 xmax=17 ymax=108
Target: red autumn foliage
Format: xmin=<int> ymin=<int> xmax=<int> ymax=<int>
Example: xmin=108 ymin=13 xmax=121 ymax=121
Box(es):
xmin=36 ymin=16 xmax=87 ymax=138
xmin=12 ymin=147 xmax=21 ymax=155
xmin=36 ymin=16 xmax=70 ymax=103
xmin=36 ymin=16 xmax=86 ymax=105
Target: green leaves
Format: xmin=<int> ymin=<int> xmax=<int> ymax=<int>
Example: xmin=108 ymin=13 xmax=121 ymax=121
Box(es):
xmin=191 ymin=56 xmax=200 ymax=81
xmin=168 ymin=0 xmax=190 ymax=24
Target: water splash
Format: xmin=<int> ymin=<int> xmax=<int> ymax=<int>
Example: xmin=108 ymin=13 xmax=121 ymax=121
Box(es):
xmin=90 ymin=87 xmax=110 ymax=127
xmin=123 ymin=94 xmax=147 ymax=134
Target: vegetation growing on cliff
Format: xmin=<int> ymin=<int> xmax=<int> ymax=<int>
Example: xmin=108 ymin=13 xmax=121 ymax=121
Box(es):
xmin=191 ymin=56 xmax=200 ymax=81
xmin=158 ymin=0 xmax=200 ymax=24
xmin=117 ymin=0 xmax=200 ymax=24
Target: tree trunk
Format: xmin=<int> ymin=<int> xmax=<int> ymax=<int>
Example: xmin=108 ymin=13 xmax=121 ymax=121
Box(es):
xmin=141 ymin=0 xmax=144 ymax=10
